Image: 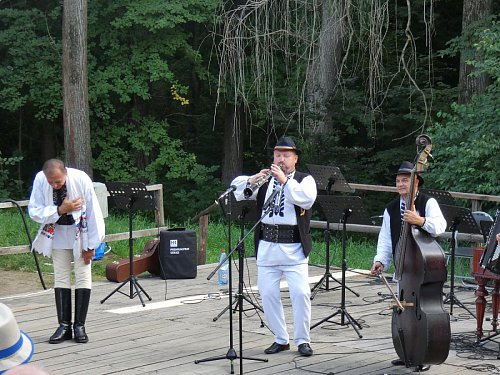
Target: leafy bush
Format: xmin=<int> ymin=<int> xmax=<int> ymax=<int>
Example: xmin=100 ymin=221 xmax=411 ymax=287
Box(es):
xmin=428 ymin=20 xmax=500 ymax=196
xmin=0 ymin=152 xmax=23 ymax=200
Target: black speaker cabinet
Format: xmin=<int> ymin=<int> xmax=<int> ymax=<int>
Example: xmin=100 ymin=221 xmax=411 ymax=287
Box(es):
xmin=159 ymin=229 xmax=197 ymax=279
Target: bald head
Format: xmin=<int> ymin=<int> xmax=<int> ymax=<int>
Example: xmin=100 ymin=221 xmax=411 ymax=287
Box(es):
xmin=42 ymin=159 xmax=66 ymax=175
xmin=42 ymin=159 xmax=67 ymax=190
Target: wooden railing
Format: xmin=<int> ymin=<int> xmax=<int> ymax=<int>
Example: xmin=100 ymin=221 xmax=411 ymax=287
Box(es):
xmin=0 ymin=184 xmax=165 ymax=256
xmin=1 ymin=182 xmax=497 ymax=260
xmin=349 ymin=183 xmax=500 ymax=211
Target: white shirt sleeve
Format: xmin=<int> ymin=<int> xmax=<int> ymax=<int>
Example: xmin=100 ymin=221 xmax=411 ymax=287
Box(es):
xmin=282 ymin=175 xmax=317 ymax=210
xmin=231 ymin=175 xmax=254 ymax=201
xmin=421 ymin=197 xmax=447 ymax=237
xmin=374 ymin=208 xmax=393 ymax=268
xmin=28 ymin=172 xmax=60 ymax=225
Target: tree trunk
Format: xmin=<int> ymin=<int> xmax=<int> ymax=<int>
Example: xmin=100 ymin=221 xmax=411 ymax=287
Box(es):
xmin=221 ymin=104 xmax=244 ymax=184
xmin=306 ymin=0 xmax=347 ymax=134
xmin=62 ymin=0 xmax=92 ymax=177
xmin=458 ymin=0 xmax=492 ymax=104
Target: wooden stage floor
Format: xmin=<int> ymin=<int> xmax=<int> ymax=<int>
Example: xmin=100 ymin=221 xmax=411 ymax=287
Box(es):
xmin=2 ymin=259 xmax=499 ymax=375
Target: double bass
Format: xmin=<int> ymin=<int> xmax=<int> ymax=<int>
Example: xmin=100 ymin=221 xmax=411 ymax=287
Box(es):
xmin=389 ymin=135 xmax=451 ymax=367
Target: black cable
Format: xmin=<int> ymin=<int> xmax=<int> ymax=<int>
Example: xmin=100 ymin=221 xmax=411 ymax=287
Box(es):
xmin=2 ymin=199 xmax=47 ymax=290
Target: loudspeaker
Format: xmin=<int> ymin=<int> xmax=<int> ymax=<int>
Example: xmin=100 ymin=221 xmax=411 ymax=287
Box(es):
xmin=159 ymin=229 xmax=197 ymax=279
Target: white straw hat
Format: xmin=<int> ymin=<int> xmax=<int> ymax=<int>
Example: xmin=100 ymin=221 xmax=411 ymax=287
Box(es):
xmin=0 ymin=303 xmax=34 ymax=374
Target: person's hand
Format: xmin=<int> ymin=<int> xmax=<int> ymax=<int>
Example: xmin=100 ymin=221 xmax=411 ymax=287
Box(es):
xmin=82 ymin=249 xmax=94 ymax=265
xmin=496 ymin=232 xmax=500 ymax=243
xmin=248 ymin=168 xmax=270 ymax=185
xmin=270 ymin=163 xmax=287 ymax=185
xmin=403 ymin=209 xmax=425 ymax=227
xmin=58 ymin=197 xmax=83 ymax=215
xmin=370 ymin=261 xmax=384 ymax=275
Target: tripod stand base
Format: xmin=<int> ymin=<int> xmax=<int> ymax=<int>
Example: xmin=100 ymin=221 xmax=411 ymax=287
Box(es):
xmin=310 ymin=272 xmax=360 ymax=300
xmin=195 ymin=348 xmax=268 ymax=375
xmin=213 ymin=294 xmax=264 ymax=324
xmin=443 ymin=292 xmax=476 ymax=318
xmin=311 ymin=307 xmax=363 ymax=338
xmin=100 ymin=275 xmax=152 ymax=307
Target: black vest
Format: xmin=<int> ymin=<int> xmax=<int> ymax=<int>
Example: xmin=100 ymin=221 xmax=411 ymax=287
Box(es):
xmin=387 ymin=193 xmax=431 ymax=255
xmin=254 ymin=171 xmax=313 ymax=257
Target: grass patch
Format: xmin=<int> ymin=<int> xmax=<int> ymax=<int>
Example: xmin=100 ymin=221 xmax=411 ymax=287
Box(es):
xmin=1 ymin=208 xmax=384 ymax=282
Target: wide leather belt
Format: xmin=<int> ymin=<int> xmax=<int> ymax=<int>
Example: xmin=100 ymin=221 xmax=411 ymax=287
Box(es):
xmin=260 ymin=224 xmax=301 ymax=244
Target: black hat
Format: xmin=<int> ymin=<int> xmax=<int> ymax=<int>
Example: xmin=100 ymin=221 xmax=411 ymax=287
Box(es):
xmin=274 ymin=136 xmax=301 ymax=155
xmin=395 ymin=161 xmax=424 ymax=186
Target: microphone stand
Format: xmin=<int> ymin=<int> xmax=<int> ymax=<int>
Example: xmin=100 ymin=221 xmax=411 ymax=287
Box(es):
xmin=195 ymin=186 xmax=272 ymax=374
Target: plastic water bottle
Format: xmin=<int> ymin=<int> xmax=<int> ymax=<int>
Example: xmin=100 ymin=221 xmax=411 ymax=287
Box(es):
xmin=218 ymin=249 xmax=229 ymax=288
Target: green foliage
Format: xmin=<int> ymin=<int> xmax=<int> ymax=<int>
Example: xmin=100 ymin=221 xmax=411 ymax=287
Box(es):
xmin=93 ymin=116 xmax=222 ymax=221
xmin=428 ymin=21 xmax=500 ymax=196
xmin=87 ymin=0 xmax=218 ymax=120
xmin=0 ymin=152 xmax=23 ymax=200
xmin=0 ymin=6 xmax=62 ymax=120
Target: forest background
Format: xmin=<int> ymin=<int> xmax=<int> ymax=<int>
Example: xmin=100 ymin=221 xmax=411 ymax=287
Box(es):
xmin=0 ymin=0 xmax=499 ymax=223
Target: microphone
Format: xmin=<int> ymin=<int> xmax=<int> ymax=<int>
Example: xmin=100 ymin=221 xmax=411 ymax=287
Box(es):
xmin=217 ymin=185 xmax=236 ymax=201
xmin=262 ymin=186 xmax=282 ymax=212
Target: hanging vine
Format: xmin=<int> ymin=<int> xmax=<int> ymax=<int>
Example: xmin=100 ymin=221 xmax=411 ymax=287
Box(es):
xmin=212 ymin=0 xmax=436 ymax=143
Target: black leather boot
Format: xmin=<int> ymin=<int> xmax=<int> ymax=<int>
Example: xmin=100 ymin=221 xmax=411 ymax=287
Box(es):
xmin=74 ymin=288 xmax=91 ymax=343
xmin=49 ymin=288 xmax=72 ymax=344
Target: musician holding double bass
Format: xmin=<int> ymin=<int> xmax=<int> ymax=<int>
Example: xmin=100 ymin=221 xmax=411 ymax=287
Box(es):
xmin=370 ymin=160 xmax=447 ymax=372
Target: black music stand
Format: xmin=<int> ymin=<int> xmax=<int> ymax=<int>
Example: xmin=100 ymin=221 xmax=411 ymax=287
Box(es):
xmin=440 ymin=204 xmax=480 ymax=318
xmin=100 ymin=182 xmax=155 ymax=307
xmin=306 ymin=164 xmax=353 ymax=300
xmin=212 ymin=195 xmax=264 ymax=324
xmin=311 ymin=196 xmax=371 ymax=338
xmin=420 ymin=188 xmax=455 ymax=206
xmin=195 ymin=191 xmax=269 ymax=374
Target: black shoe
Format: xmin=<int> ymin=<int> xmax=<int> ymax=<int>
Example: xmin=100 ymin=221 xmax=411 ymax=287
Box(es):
xmin=298 ymin=343 xmax=313 ymax=357
xmin=391 ymin=358 xmax=406 ymax=366
xmin=264 ymin=342 xmax=290 ymax=354
xmin=74 ymin=323 xmax=88 ymax=343
xmin=49 ymin=323 xmax=72 ymax=343
xmin=414 ymin=365 xmax=431 ymax=372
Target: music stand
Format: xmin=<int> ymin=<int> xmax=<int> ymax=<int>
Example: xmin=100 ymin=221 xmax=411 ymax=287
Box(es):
xmin=420 ymin=188 xmax=455 ymax=206
xmin=306 ymin=164 xmax=353 ymax=193
xmin=195 ymin=191 xmax=269 ymax=374
xmin=306 ymin=164 xmax=353 ymax=300
xmin=311 ymin=196 xmax=371 ymax=338
xmin=100 ymin=182 xmax=155 ymax=307
xmin=440 ymin=204 xmax=481 ymax=318
xmin=212 ymin=195 xmax=264 ymax=324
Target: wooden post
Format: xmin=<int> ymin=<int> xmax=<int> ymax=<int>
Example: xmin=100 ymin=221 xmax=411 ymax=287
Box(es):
xmin=156 ymin=185 xmax=165 ymax=226
xmin=197 ymin=215 xmax=208 ymax=265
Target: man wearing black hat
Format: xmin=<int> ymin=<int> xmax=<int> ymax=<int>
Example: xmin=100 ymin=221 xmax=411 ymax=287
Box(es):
xmin=370 ymin=161 xmax=447 ymax=371
xmin=231 ymin=136 xmax=317 ymax=357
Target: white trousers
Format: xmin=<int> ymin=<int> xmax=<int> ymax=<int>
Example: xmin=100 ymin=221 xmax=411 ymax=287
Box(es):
xmin=52 ymin=249 xmax=92 ymax=289
xmin=257 ymin=263 xmax=311 ymax=346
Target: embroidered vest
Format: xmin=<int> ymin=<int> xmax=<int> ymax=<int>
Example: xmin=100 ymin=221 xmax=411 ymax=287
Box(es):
xmin=254 ymin=171 xmax=313 ymax=257
xmin=387 ymin=193 xmax=431 ymax=256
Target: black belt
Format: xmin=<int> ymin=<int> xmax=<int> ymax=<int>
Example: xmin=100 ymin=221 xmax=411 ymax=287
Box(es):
xmin=260 ymin=224 xmax=301 ymax=244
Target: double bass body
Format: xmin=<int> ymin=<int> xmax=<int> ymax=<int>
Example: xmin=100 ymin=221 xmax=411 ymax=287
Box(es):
xmin=392 ymin=226 xmax=451 ymax=366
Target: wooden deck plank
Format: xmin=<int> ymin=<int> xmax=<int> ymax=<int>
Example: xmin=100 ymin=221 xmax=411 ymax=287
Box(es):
xmin=1 ymin=260 xmax=498 ymax=374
